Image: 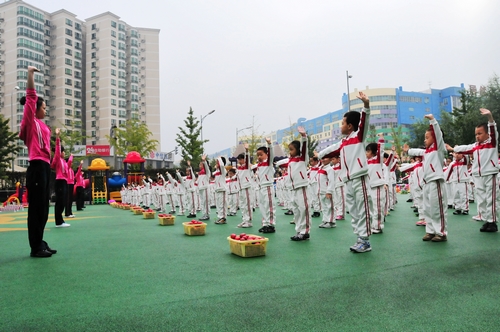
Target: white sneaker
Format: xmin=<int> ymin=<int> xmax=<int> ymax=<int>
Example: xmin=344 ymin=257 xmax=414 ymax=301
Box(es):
xmin=56 ymin=223 xmax=71 ymax=228
xmin=323 ymin=222 xmax=336 ymax=228
xmin=241 ymin=222 xmax=253 ymax=228
xmin=66 ymin=215 xmax=75 ymax=218
xmin=318 ymin=222 xmax=327 ymax=228
xmin=237 ymin=222 xmax=245 ymax=228
xmin=472 ymin=215 xmax=482 ymax=221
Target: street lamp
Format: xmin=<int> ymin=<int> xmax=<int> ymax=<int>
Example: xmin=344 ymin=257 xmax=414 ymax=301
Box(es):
xmin=236 ymin=126 xmax=252 ymax=147
xmin=200 ymin=110 xmax=215 ymax=152
xmin=11 ymin=85 xmax=20 ymax=171
xmin=346 ymin=70 xmax=352 ymax=111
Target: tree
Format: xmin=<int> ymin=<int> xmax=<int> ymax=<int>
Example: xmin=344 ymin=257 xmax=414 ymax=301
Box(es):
xmin=307 ymin=135 xmax=319 ymax=158
xmin=0 ymin=115 xmax=21 ymax=176
xmin=389 ymin=124 xmax=409 ymax=158
xmin=105 ymin=118 xmax=158 ymax=158
xmin=365 ymin=124 xmax=378 ymax=144
xmin=175 ymin=107 xmax=203 ymax=169
xmin=483 ymin=74 xmax=500 ymax=118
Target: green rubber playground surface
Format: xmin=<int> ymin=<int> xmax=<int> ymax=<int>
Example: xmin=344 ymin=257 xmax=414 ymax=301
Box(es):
xmin=1 ymin=195 xmax=499 ymax=331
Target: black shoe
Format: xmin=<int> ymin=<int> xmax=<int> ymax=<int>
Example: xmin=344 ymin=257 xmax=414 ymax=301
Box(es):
xmin=447 ymin=205 xmax=453 ymax=209
xmin=312 ymin=212 xmax=320 ymax=218
xmin=406 ymin=198 xmax=413 ymax=202
xmin=30 ymin=250 xmax=52 ymax=258
xmin=156 ymin=208 xmax=162 ymax=211
xmin=290 ymin=233 xmax=310 ymax=241
xmin=187 ymin=214 xmax=196 ymax=218
xmin=169 ymin=210 xmax=176 ymax=214
xmin=284 ymin=210 xmax=294 ymax=215
xmin=210 ymin=205 xmax=216 ymax=209
xmin=453 ymin=210 xmax=462 ymax=215
xmin=462 ymin=210 xmax=469 ymax=215
xmin=261 ymin=225 xmax=276 ymax=233
xmin=42 ymin=241 xmax=57 ymax=254
xmin=469 ymin=200 xmax=474 ymax=203
xmin=480 ymin=222 xmax=498 ymax=232
xmin=413 ymin=208 xmax=418 ymax=213
xmin=252 ymin=208 xmax=255 ymax=212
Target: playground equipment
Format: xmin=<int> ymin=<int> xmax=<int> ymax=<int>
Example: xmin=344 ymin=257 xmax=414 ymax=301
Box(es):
xmin=2 ymin=182 xmax=27 ymax=207
xmin=123 ymin=151 xmax=145 ymax=186
xmin=108 ymin=172 xmax=127 ymax=202
xmin=88 ymin=158 xmax=110 ymax=204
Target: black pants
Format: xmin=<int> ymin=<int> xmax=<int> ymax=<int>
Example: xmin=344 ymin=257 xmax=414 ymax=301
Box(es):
xmin=26 ymin=160 xmax=51 ymax=253
xmin=76 ymin=186 xmax=84 ymax=210
xmin=65 ymin=184 xmax=74 ymax=216
xmin=54 ymin=179 xmax=67 ymax=225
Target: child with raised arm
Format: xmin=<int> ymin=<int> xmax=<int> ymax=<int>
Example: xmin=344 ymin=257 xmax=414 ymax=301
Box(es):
xmin=19 ymin=66 xmax=55 ymax=257
xmin=197 ymin=155 xmax=211 ymax=220
xmin=213 ymin=156 xmax=228 ymax=224
xmin=184 ymin=160 xmax=197 ymax=218
xmin=236 ymin=144 xmax=253 ymax=228
xmin=287 ymin=126 xmax=312 ymax=240
xmin=408 ymin=114 xmax=448 ymax=242
xmin=75 ymin=160 xmax=85 ymax=211
xmin=315 ymin=151 xmax=336 ymax=229
xmin=365 ymin=133 xmax=387 ymax=234
xmin=256 ymin=138 xmax=277 ymax=233
xmin=449 ymin=108 xmax=500 ymax=232
xmin=318 ymin=91 xmax=373 ymax=252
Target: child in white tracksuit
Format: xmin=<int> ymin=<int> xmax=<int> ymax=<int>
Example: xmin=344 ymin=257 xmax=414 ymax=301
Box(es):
xmin=451 ymin=108 xmax=500 ymax=232
xmin=256 ymin=138 xmax=277 ymax=234
xmin=365 ymin=134 xmax=387 ymax=234
xmin=408 ymin=114 xmax=448 ymax=242
xmin=236 ymin=145 xmax=254 ymax=228
xmin=213 ymin=157 xmax=228 ymax=224
xmin=445 ymin=154 xmax=470 ymax=215
xmin=287 ymin=127 xmax=311 ymax=241
xmin=197 ymin=156 xmax=211 ymax=220
xmin=316 ymin=153 xmax=336 ymax=229
xmin=332 ymin=156 xmax=345 ymax=220
xmin=308 ymin=157 xmax=321 ymax=218
xmin=319 ymin=91 xmax=373 ymax=253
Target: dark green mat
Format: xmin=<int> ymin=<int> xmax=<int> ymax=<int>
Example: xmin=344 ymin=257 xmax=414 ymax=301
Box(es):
xmin=1 ymin=197 xmax=499 ymax=331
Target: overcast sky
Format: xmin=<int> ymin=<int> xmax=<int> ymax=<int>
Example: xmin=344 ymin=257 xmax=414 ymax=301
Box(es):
xmin=29 ymin=0 xmax=500 ymax=154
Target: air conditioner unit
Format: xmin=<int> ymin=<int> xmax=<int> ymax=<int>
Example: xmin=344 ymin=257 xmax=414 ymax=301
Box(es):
xmin=141 ymin=57 xmax=145 ymax=61
xmin=95 ymin=47 xmax=99 ymax=51
xmin=50 ymin=45 xmax=56 ymax=49
xmin=51 ymin=85 xmax=56 ymax=89
xmin=0 ymin=29 xmax=4 ymax=33
xmin=95 ymin=116 xmax=99 ymax=120
xmin=51 ymin=24 xmax=57 ymax=29
xmin=0 ymin=18 xmax=4 ymax=23
xmin=95 ymin=76 xmax=99 ymax=80
xmin=95 ymin=28 xmax=99 ymax=32
xmin=95 ymin=125 xmax=99 ymax=130
xmin=95 ymin=106 xmax=99 ymax=110
xmin=50 ymin=55 xmax=56 ymax=59
xmin=95 ymin=96 xmax=99 ymax=100
xmin=50 ymin=115 xmax=56 ymax=120
xmin=95 ymin=135 xmax=100 ymax=140
xmin=141 ymin=39 xmax=145 ymax=43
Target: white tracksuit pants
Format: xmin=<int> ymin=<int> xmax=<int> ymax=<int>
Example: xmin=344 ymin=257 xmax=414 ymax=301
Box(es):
xmin=215 ymin=190 xmax=227 ymax=219
xmin=423 ymin=179 xmax=448 ymax=236
xmin=239 ymin=188 xmax=252 ymax=223
xmin=258 ymin=185 xmax=276 ymax=226
xmin=370 ymin=185 xmax=386 ymax=231
xmin=320 ymin=193 xmax=335 ymax=224
xmin=199 ymin=188 xmax=209 ymax=217
xmin=291 ymin=186 xmax=311 ymax=235
xmin=334 ymin=186 xmax=345 ymax=218
xmin=345 ymin=176 xmax=373 ymax=238
xmin=474 ymin=174 xmax=499 ymax=223
xmin=308 ymin=183 xmax=320 ymax=213
xmin=452 ymin=182 xmax=469 ymax=212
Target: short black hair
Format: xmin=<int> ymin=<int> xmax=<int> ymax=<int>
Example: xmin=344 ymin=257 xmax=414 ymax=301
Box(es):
xmin=366 ymin=143 xmax=377 ymax=155
xmin=220 ymin=156 xmax=226 ymax=166
xmin=310 ymin=156 xmax=319 ymax=162
xmin=343 ymin=111 xmax=361 ymax=132
xmin=476 ymin=122 xmax=488 ymax=133
xmin=289 ymin=140 xmax=300 ymax=156
xmin=237 ymin=153 xmax=245 ymax=160
xmin=257 ymin=146 xmax=268 ymax=154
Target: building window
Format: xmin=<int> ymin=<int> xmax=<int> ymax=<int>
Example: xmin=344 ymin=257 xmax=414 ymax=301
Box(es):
xmin=65 ymin=99 xmax=72 ymax=106
xmin=65 ymin=28 xmax=72 ymax=36
xmin=65 ymin=88 xmax=72 ymax=96
xmin=65 ymin=108 xmax=72 ymax=116
xmin=111 ymin=21 xmax=117 ymax=28
xmin=91 ymin=42 xmax=96 ymax=49
xmin=111 ymin=109 xmax=117 ymax=116
xmin=92 ymin=23 xmax=96 ymax=30
xmin=91 ymin=111 xmax=96 ymax=117
xmin=111 ymin=50 xmax=116 ymax=57
xmin=65 ymin=38 xmax=72 ymax=46
xmin=65 ymin=119 xmax=72 ymax=126
xmin=111 ymin=69 xmax=116 ymax=76
xmin=65 ymin=58 xmax=72 ymax=65
xmin=91 ymin=71 xmax=96 ymax=78
xmin=111 ymin=89 xmax=116 ymax=96
xmin=111 ymin=99 xmax=117 ymax=106
xmin=111 ymin=79 xmax=116 ymax=86
xmin=111 ymin=59 xmax=116 ymax=66
xmin=111 ymin=40 xmax=116 ymax=47
xmin=65 ymin=68 xmax=72 ymax=76
xmin=91 ymin=91 xmax=96 ymax=98
xmin=66 ymin=18 xmax=73 ymax=26
xmin=91 ymin=101 xmax=96 ymax=108
xmin=91 ymin=52 xmax=96 ymax=59
xmin=65 ymin=78 xmax=72 ymax=86
xmin=91 ymin=33 xmax=96 ymax=40
xmin=111 ymin=30 xmax=116 ymax=37
xmin=75 ymin=22 xmax=81 ymax=31
xmin=65 ymin=48 xmax=72 ymax=56
xmin=91 ymin=120 xmax=96 ymax=127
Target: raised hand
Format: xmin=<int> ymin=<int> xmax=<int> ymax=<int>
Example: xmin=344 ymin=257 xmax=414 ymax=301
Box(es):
xmin=445 ymin=143 xmax=454 ymax=152
xmin=201 ymin=154 xmax=206 ymax=161
xmin=424 ymin=114 xmax=435 ymax=120
xmin=357 ymin=91 xmax=370 ymax=107
xmin=187 ymin=160 xmax=191 ymax=166
xmin=297 ymin=126 xmax=306 ymax=137
xmin=55 ymin=128 xmax=60 ymax=136
xmin=480 ymin=108 xmax=494 ymax=122
xmin=244 ymin=143 xmax=249 ymax=150
xmin=27 ymin=66 xmax=40 ymax=73
xmin=265 ymin=137 xmax=271 ymax=144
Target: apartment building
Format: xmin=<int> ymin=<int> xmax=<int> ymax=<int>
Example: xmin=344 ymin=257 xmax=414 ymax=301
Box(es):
xmin=0 ymin=0 xmax=160 ymax=169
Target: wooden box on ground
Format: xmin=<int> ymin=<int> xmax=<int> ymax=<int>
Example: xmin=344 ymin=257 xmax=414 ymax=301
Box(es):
xmin=159 ymin=216 xmax=175 ymax=226
xmin=227 ymin=235 xmax=269 ymax=257
xmin=143 ymin=211 xmax=156 ymax=219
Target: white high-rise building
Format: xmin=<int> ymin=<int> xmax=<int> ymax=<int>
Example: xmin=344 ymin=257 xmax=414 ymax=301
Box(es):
xmin=0 ymin=0 xmax=160 ymax=169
